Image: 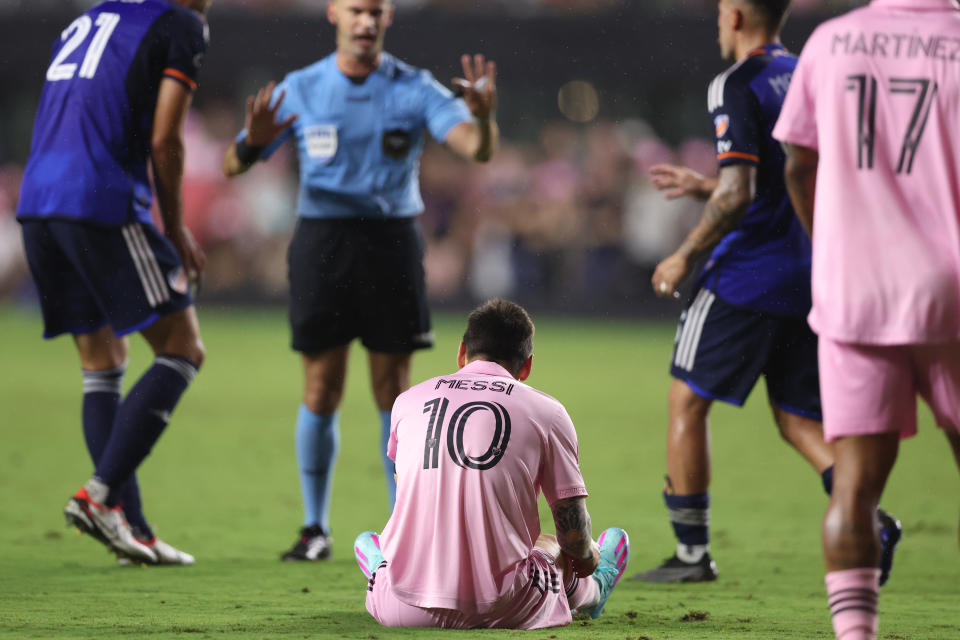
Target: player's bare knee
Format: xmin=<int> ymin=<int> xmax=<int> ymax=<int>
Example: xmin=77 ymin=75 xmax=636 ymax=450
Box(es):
xmin=182 ymin=336 xmax=205 ymax=369
xmin=162 ymin=330 xmax=205 ymax=368
xmin=303 ymin=384 xmax=343 ymax=415
xmin=822 ymin=501 xmax=846 ymax=542
xmin=372 ymin=384 xmax=402 ymax=412
xmin=668 ymin=381 xmax=711 ymax=421
xmin=774 ymin=418 xmax=797 ymax=446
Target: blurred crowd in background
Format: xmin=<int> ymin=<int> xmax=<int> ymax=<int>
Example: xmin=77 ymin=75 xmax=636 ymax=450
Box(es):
xmin=0 ymin=107 xmax=710 ymax=312
xmin=0 ymin=0 xmax=869 ymax=17
xmin=0 ymin=1 xmax=848 ymax=314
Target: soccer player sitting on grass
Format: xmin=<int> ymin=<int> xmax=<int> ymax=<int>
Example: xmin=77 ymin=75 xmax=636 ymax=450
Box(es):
xmin=353 ymin=299 xmax=629 ymax=629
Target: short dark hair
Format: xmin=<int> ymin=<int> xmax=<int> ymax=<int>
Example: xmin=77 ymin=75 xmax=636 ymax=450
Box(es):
xmin=462 ymin=299 xmax=534 ymax=374
xmin=743 ymin=0 xmax=790 ymax=32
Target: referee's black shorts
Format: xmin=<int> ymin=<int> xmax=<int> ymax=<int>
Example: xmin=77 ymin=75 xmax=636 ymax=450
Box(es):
xmin=287 ymin=216 xmax=433 ymax=354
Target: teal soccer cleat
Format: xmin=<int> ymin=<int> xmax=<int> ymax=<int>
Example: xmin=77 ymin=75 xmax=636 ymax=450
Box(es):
xmin=584 ymin=527 xmax=630 ymax=619
xmin=354 ymin=531 xmax=385 ymax=580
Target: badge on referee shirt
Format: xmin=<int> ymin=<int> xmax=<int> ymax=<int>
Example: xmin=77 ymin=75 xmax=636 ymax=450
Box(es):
xmin=382 ymin=128 xmax=412 ymax=159
xmin=305 ymin=125 xmax=337 ymax=162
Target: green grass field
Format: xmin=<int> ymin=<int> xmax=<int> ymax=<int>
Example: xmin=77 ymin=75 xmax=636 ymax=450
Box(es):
xmin=1 ymin=305 xmax=957 ymax=639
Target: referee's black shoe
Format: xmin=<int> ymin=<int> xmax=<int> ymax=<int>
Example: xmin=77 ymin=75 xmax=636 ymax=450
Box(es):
xmin=631 ymin=551 xmax=718 ymax=583
xmin=281 ymin=525 xmax=332 ymax=562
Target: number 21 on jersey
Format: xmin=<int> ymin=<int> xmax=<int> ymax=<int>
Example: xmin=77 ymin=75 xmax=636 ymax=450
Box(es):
xmin=47 ymin=12 xmax=121 ymax=82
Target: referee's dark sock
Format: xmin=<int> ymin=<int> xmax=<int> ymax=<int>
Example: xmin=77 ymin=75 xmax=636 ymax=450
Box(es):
xmin=665 ymin=490 xmax=710 ymax=563
xmin=81 ymin=365 xmax=153 ymax=536
xmin=95 ymin=354 xmax=199 ymax=501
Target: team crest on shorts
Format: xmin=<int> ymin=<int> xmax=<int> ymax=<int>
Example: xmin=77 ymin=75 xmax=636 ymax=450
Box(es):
xmin=714 ymin=114 xmax=730 ymax=137
xmin=305 ymin=125 xmax=338 ymax=162
xmin=168 ymin=266 xmax=189 ymax=295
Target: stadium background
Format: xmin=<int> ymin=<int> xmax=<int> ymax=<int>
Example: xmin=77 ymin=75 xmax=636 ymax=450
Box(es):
xmin=1 ymin=0 xmax=859 ymax=316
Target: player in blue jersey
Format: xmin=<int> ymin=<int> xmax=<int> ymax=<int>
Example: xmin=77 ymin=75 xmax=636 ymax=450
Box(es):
xmin=17 ymin=0 xmax=213 ymax=565
xmin=632 ymin=0 xmax=900 ymax=583
xmin=221 ymin=0 xmax=499 ymax=561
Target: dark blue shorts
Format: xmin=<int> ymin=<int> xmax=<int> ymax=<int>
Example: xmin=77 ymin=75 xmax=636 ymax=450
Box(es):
xmin=20 ymin=220 xmax=192 ymax=339
xmin=287 ymin=217 xmax=432 ymax=354
xmin=670 ymin=288 xmax=821 ymax=419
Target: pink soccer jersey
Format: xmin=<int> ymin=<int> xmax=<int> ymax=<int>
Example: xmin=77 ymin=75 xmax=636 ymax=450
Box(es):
xmin=379 ymin=360 xmax=588 ymax=616
xmin=773 ymin=0 xmax=960 ymax=344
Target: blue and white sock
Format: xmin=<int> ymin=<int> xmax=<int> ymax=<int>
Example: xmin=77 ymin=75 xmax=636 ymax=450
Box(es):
xmin=379 ymin=409 xmax=396 ymax=511
xmin=95 ymin=355 xmax=198 ymax=502
xmin=82 ymin=365 xmax=125 ymax=462
xmin=295 ymin=405 xmax=339 ymax=533
xmin=82 ymin=365 xmax=153 ymax=537
xmin=665 ymin=491 xmax=710 ymax=563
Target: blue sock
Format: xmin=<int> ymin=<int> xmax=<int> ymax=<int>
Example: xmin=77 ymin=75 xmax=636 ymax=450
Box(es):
xmin=82 ymin=366 xmax=153 ymax=537
xmin=116 ymin=475 xmax=151 ymax=539
xmin=82 ymin=365 xmax=125 ymax=461
xmin=821 ymin=465 xmax=834 ymax=495
xmin=665 ymin=491 xmax=710 ymax=546
xmin=379 ymin=410 xmax=396 ymax=510
xmin=95 ymin=355 xmax=198 ymax=501
xmin=295 ymin=405 xmax=339 ymax=533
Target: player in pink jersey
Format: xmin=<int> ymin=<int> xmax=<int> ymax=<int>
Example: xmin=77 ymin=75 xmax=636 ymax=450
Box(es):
xmin=773 ymin=1 xmax=960 ymax=638
xmin=351 ymin=299 xmax=629 ymax=629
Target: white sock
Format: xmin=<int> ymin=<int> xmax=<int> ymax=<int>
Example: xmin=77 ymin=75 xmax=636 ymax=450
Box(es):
xmin=676 ymin=543 xmax=708 ymax=563
xmin=85 ymin=477 xmax=110 ymax=505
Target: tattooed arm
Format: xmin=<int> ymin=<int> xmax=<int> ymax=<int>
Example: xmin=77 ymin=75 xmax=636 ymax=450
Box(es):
xmin=551 ymin=496 xmax=600 ymax=577
xmin=651 ymin=163 xmax=755 ymax=298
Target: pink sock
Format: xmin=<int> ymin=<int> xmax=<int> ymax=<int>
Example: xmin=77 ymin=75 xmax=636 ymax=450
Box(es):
xmin=565 ymin=573 xmax=599 ymax=610
xmin=825 ymin=568 xmax=880 ymax=640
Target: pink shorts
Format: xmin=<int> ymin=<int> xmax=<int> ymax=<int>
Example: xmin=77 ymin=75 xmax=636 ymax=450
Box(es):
xmin=819 ymin=337 xmax=960 ymax=442
xmin=364 ymin=550 xmax=573 ymax=630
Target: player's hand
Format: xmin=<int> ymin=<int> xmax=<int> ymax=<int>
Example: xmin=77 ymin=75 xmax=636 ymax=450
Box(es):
xmin=649 ymin=164 xmax=708 ymax=200
xmin=652 ymin=252 xmax=690 ymax=299
xmin=166 ymin=224 xmax=206 ymax=291
xmin=563 ymin=540 xmax=600 ymax=580
xmin=244 ymin=81 xmax=298 ymax=146
xmin=452 ymin=54 xmax=497 ymax=119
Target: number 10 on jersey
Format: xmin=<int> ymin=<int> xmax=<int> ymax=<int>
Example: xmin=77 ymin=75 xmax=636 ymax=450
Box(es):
xmin=422 ymin=398 xmax=512 ymax=471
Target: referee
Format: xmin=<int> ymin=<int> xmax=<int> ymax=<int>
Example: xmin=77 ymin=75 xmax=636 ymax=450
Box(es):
xmin=222 ymin=0 xmax=498 ymax=562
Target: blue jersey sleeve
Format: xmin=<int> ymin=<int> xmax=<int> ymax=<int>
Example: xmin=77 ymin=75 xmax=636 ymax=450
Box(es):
xmin=153 ymin=8 xmax=207 ymax=92
xmin=709 ymin=73 xmax=762 ymax=167
xmin=419 ymin=70 xmax=471 ymax=143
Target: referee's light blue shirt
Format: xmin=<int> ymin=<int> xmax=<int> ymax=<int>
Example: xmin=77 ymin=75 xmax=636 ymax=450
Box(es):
xmin=239 ymin=52 xmax=471 ymax=219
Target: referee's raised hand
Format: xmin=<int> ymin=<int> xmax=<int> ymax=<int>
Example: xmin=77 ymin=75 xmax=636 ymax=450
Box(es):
xmin=245 ymin=81 xmax=298 ymax=146
xmin=452 ymin=54 xmax=496 ymax=119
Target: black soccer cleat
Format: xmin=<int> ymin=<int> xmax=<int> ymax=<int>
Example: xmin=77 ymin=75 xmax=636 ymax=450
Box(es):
xmin=281 ymin=525 xmax=332 ymax=562
xmin=631 ymin=552 xmax=718 ymax=583
xmin=877 ymin=508 xmax=902 ymax=587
